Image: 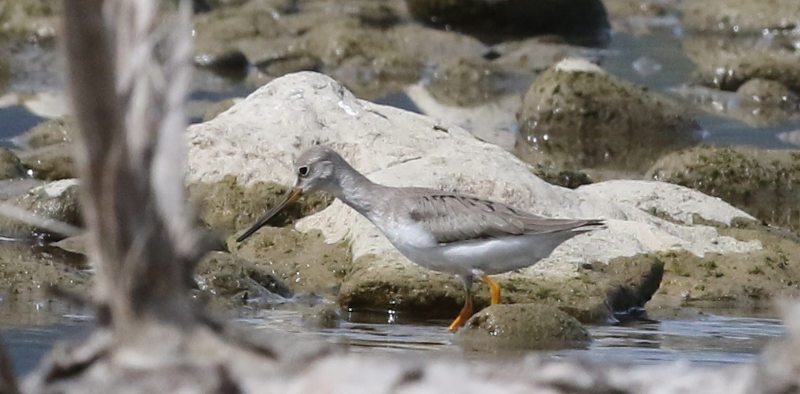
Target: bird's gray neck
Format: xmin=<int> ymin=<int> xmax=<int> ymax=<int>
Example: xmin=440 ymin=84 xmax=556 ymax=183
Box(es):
xmin=330 ymin=161 xmax=382 ymax=216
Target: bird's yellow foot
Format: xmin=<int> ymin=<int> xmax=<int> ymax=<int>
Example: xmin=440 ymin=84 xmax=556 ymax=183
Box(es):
xmin=482 ymin=275 xmax=502 ymax=305
xmin=448 ymin=296 xmax=474 ymax=332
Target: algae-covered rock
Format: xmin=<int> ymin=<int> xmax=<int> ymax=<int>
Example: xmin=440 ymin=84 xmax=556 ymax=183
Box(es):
xmin=186 ymin=175 xmax=333 ymax=234
xmin=648 ymin=146 xmax=800 ymax=232
xmin=0 ymin=179 xmax=81 ymax=240
xmin=16 ymin=143 xmax=75 ymax=181
xmin=457 ymin=304 xmax=590 ymax=351
xmin=515 ymin=58 xmax=701 ymax=175
xmin=648 ymin=226 xmax=800 ymax=312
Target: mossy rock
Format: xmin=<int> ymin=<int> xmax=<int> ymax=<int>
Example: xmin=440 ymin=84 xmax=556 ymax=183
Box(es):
xmin=648 ymin=146 xmax=800 ymax=232
xmin=457 ymin=303 xmax=590 ymax=351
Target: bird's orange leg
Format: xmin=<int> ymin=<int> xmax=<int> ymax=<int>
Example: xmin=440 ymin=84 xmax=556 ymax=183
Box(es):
xmin=448 ymin=290 xmax=474 ymax=332
xmin=482 ymin=275 xmax=502 ymax=305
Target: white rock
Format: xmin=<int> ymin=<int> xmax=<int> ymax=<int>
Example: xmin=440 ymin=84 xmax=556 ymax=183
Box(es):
xmin=186 ymin=72 xmax=762 ymax=280
xmin=577 ymin=180 xmax=756 ymax=225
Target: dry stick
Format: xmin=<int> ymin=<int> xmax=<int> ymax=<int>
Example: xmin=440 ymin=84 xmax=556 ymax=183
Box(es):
xmin=63 ymin=0 xmax=203 ymax=335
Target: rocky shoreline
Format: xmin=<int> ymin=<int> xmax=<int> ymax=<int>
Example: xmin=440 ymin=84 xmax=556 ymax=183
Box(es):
xmin=0 ymin=0 xmax=797 ymax=350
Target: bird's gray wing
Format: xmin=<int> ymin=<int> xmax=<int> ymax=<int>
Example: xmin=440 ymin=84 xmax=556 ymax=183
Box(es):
xmin=403 ymin=192 xmax=604 ymax=245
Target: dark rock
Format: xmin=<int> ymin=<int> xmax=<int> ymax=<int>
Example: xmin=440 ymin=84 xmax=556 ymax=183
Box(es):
xmin=457 ymin=303 xmax=590 ymax=351
xmin=515 ymin=58 xmax=701 ymax=175
xmin=405 ymin=0 xmax=611 ymax=46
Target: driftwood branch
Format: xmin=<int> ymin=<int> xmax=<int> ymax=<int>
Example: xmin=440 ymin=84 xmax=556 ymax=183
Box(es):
xmin=64 ymin=0 xmax=203 ymax=333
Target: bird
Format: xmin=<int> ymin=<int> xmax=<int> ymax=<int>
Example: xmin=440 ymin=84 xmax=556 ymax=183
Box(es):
xmin=237 ymin=145 xmax=605 ymax=332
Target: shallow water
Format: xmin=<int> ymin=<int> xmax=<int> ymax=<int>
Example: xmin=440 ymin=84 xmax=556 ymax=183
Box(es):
xmin=0 ymin=309 xmax=787 ymax=375
xmin=239 ymin=309 xmax=785 ymax=366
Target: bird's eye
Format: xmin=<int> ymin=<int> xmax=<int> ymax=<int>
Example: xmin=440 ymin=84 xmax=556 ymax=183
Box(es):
xmin=298 ymin=166 xmax=309 ymax=177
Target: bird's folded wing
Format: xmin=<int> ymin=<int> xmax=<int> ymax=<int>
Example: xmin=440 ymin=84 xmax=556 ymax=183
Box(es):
xmin=404 ymin=193 xmax=602 ymax=245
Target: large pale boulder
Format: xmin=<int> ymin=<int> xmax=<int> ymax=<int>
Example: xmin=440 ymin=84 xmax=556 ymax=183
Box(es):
xmin=186 ymin=72 xmax=761 ymax=323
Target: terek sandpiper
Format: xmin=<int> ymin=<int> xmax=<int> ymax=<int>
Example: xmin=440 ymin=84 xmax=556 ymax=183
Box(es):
xmin=237 ymin=146 xmax=604 ymax=332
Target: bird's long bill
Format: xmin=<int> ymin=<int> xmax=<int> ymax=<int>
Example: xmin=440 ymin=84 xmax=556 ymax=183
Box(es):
xmin=236 ymin=188 xmax=303 ymax=242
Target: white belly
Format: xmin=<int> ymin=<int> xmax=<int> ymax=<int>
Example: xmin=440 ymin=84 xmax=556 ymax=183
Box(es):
xmin=391 ymin=232 xmax=579 ymax=277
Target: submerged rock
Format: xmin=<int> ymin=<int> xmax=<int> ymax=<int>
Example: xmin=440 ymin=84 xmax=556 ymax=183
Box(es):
xmin=648 ymin=146 xmax=800 ymax=232
xmin=515 ymin=58 xmax=702 ymax=175
xmin=405 ymin=0 xmax=611 ymax=46
xmin=457 ymin=304 xmax=590 ymax=351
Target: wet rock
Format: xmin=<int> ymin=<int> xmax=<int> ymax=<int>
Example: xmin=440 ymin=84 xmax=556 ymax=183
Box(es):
xmin=425 ymin=58 xmax=507 ymax=107
xmin=0 ymin=179 xmax=81 ymax=240
xmin=671 ymin=83 xmax=800 ymax=128
xmin=737 ymin=79 xmax=800 ymax=107
xmin=17 ymin=142 xmax=75 ymax=181
xmin=229 ymin=226 xmax=351 ymax=296
xmin=195 ymin=251 xmax=295 ymax=307
xmin=301 ymin=303 xmax=342 ymax=329
xmin=405 ymin=0 xmax=611 ymax=46
xmin=13 ymin=117 xmax=74 ymax=150
xmin=0 ymin=0 xmax=60 ymax=39
xmin=648 ymin=146 xmax=800 ymax=232
xmin=648 ymin=226 xmax=800 ymax=311
xmin=457 ymin=304 xmax=590 ymax=351
xmin=0 ymin=148 xmax=26 ymax=180
xmin=515 ymin=58 xmax=702 ymax=175
xmin=187 ymin=72 xmax=761 ymax=322
xmin=683 ymin=36 xmax=800 ymax=92
xmin=682 ymin=0 xmax=800 ymax=32
xmin=0 ymin=242 xmax=90 ymax=325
